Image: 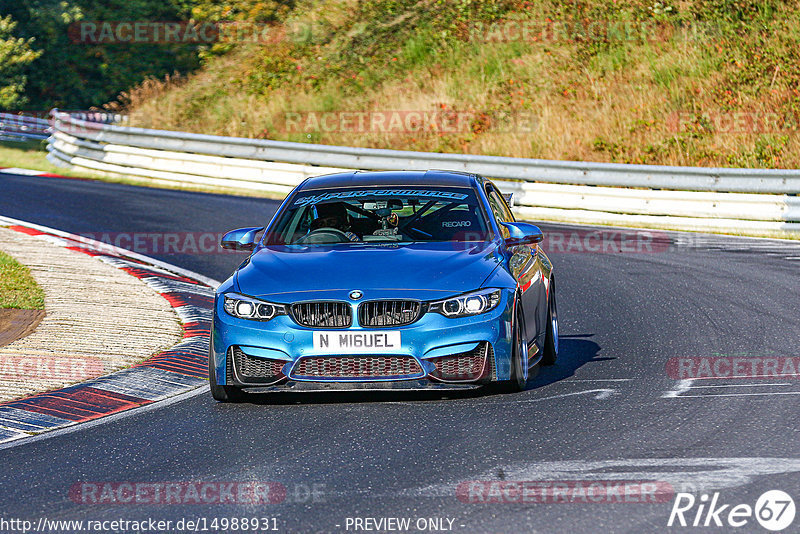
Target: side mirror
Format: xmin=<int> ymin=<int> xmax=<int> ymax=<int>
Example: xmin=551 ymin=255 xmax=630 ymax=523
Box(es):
xmin=220 ymin=227 xmax=265 ymax=251
xmin=501 ymin=222 xmax=543 ymax=247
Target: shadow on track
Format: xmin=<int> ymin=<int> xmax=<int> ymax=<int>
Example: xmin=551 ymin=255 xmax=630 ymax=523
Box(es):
xmin=528 ymin=335 xmax=605 ymax=389
xmin=222 ymin=385 xmax=488 ymax=406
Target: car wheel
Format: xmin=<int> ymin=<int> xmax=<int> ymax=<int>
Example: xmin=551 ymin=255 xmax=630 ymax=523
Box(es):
xmin=495 ymin=302 xmax=528 ymax=393
xmin=209 ymin=347 xmax=247 ymax=403
xmin=541 ymin=277 xmax=558 ymax=366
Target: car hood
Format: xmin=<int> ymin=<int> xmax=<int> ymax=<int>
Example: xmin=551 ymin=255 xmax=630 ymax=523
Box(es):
xmin=235 ymin=241 xmax=504 ymax=299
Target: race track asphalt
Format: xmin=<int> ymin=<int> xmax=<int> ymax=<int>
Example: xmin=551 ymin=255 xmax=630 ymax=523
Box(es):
xmin=1 ymin=173 xmax=799 ymax=533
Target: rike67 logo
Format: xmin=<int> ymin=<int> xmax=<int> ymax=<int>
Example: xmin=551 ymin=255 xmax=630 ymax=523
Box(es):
xmin=668 ymin=490 xmax=795 ymax=531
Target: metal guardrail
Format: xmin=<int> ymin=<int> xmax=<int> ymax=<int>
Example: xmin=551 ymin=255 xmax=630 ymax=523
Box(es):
xmin=1 ymin=111 xmax=124 ymax=142
xmin=0 ymin=113 xmax=51 ymax=142
xmin=46 ymin=110 xmax=800 ymax=233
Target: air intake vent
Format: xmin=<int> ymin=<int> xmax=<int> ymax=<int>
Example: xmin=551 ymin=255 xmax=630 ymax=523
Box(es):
xmin=428 ymin=342 xmax=490 ymax=382
xmin=230 ymin=347 xmax=286 ymax=385
xmin=291 ymin=355 xmax=423 ymax=380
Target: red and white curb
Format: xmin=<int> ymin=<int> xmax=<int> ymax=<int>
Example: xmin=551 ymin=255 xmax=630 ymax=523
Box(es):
xmin=0 ymin=167 xmax=65 ymax=178
xmin=0 ymin=215 xmax=219 ymax=445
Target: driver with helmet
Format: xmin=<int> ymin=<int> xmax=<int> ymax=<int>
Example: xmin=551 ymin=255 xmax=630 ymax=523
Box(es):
xmin=309 ymin=202 xmax=360 ymax=241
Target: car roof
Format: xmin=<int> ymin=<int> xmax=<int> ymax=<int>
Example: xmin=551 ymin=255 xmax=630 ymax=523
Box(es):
xmin=297 ymin=170 xmax=478 ymax=191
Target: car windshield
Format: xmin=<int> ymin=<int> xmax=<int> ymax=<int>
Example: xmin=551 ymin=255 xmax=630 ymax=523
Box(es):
xmin=265 ymin=187 xmax=490 ymax=245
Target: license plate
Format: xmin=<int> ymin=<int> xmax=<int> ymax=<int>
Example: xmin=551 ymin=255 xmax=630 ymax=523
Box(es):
xmin=313 ymin=331 xmax=401 ymax=353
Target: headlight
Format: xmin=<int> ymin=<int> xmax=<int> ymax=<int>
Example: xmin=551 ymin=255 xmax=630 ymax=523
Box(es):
xmin=429 ymin=288 xmax=502 ymax=318
xmin=223 ymin=293 xmax=287 ymax=321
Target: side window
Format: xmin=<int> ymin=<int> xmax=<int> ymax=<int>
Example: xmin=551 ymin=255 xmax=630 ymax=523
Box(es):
xmin=487 ymin=187 xmax=515 ymax=223
xmin=282 ymin=205 xmax=313 ymax=243
xmin=484 ymin=186 xmax=506 ymax=239
xmin=486 ymin=186 xmax=516 ymax=241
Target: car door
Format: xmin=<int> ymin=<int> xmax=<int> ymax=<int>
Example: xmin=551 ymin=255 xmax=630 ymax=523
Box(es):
xmin=485 ymin=183 xmax=547 ymax=355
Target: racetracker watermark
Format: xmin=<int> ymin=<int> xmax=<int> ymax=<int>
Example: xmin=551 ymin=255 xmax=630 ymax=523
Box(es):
xmin=540 ymin=229 xmax=670 ymax=254
xmin=71 ymin=229 xmax=673 ymax=255
xmin=75 ymin=232 xmax=237 ymax=255
xmin=666 ymin=356 xmax=800 ymax=380
xmin=456 ymin=480 xmax=674 ymax=504
xmin=276 ymin=110 xmax=538 ymax=135
xmin=467 ymin=19 xmax=723 ymax=43
xmin=668 ymin=111 xmax=800 ymax=134
xmin=68 ymin=482 xmax=325 ymax=504
xmin=0 ymin=356 xmax=103 ymax=381
xmin=68 ymin=21 xmax=314 ymax=44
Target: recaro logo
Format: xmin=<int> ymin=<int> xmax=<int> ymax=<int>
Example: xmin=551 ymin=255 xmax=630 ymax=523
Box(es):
xmin=442 ymin=221 xmax=471 ymax=228
xmin=668 ymin=490 xmax=795 ymax=531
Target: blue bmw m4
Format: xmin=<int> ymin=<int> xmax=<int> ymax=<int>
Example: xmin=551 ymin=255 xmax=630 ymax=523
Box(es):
xmin=209 ymin=170 xmax=558 ymax=401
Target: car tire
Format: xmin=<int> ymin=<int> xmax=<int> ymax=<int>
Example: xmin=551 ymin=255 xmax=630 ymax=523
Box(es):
xmin=541 ymin=277 xmax=559 ymax=366
xmin=494 ymin=302 xmax=528 ymax=393
xmin=209 ymin=347 xmax=247 ymax=403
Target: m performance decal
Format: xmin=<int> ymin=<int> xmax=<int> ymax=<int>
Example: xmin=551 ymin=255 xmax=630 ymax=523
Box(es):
xmin=293 ymin=189 xmax=468 ymax=206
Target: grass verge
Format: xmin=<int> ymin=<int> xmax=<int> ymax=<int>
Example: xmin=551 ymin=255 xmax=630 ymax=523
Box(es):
xmin=0 ymin=140 xmax=54 ymax=171
xmin=0 ymin=250 xmax=45 ymax=309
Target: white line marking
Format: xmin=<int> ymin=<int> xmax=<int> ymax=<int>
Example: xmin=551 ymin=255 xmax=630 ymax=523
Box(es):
xmin=570 ymin=378 xmax=632 ymax=382
xmin=675 ymin=391 xmax=800 ymax=398
xmin=519 ymin=388 xmax=616 ymax=402
xmin=686 ymin=383 xmax=792 ymax=389
xmin=691 ymin=374 xmax=800 ymax=380
xmin=0 ymin=168 xmax=48 ymax=176
xmin=662 ymin=379 xmax=694 ymax=398
xmin=0 ymin=429 xmax=30 ymax=444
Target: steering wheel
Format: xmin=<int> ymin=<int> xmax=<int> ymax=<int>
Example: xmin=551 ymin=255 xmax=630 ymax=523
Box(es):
xmin=294 ymin=227 xmax=352 ymax=244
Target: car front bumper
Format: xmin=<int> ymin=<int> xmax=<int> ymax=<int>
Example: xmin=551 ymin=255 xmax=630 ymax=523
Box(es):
xmin=211 ymin=291 xmax=516 ymax=387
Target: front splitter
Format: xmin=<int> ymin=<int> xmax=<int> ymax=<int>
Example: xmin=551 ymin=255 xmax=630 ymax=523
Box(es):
xmin=244 ymin=379 xmax=484 ymax=393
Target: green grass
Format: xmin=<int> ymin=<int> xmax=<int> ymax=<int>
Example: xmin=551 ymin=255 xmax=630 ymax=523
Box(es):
xmin=0 ymin=139 xmax=90 ymax=179
xmin=0 ymin=250 xmax=45 ymax=309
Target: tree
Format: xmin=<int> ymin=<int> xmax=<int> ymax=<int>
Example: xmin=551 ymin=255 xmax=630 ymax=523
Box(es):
xmin=0 ymin=0 xmax=201 ymax=110
xmin=0 ymin=15 xmax=41 ymax=109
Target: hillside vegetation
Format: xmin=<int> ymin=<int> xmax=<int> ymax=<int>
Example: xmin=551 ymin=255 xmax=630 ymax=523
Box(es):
xmin=120 ymin=0 xmax=800 ymax=168
xmin=0 ymin=0 xmax=294 ymax=110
